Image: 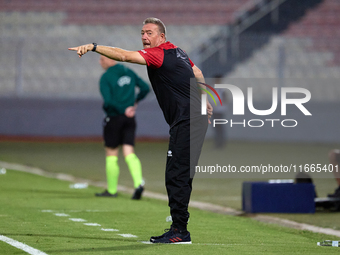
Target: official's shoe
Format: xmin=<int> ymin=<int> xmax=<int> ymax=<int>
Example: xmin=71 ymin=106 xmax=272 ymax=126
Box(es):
xmin=132 ymin=184 xmax=144 ymax=200
xmin=328 ymin=186 xmax=340 ymax=198
xmin=150 ymin=228 xmax=172 ymax=242
xmin=150 ymin=228 xmax=191 ymax=244
xmin=95 ymin=190 xmax=117 ymax=197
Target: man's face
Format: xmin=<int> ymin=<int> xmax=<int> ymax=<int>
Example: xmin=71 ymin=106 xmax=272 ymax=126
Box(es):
xmin=141 ymin=23 xmax=165 ymax=49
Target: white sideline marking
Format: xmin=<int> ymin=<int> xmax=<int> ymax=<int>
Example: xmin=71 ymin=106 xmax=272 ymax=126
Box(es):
xmin=69 ymin=218 xmax=86 ymax=222
xmin=54 ymin=213 xmax=70 ymax=217
xmin=83 ymin=223 xmax=101 ymax=226
xmin=101 ymin=228 xmax=119 ymax=232
xmin=0 ymin=235 xmax=48 ymax=255
xmin=118 ymin=234 xmax=137 ymax=238
xmin=41 ymin=210 xmax=53 ymax=213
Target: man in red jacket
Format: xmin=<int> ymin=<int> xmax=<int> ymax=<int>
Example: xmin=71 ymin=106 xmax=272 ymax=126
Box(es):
xmin=69 ymin=17 xmax=212 ymax=244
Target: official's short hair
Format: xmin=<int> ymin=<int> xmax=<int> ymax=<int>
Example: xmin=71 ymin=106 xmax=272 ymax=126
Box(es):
xmin=143 ymin=17 xmax=166 ymax=37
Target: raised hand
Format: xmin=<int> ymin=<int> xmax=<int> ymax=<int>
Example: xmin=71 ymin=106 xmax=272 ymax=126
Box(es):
xmin=68 ymin=44 xmax=94 ymax=58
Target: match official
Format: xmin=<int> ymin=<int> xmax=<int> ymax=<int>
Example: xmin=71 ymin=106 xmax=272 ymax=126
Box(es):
xmin=95 ymin=55 xmax=150 ymax=200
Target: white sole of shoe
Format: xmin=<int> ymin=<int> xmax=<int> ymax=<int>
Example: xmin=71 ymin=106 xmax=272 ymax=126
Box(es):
xmin=141 ymin=241 xmax=192 ymax=244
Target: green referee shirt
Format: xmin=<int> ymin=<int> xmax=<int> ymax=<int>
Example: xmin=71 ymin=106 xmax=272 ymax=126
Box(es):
xmin=99 ymin=64 xmax=150 ymax=117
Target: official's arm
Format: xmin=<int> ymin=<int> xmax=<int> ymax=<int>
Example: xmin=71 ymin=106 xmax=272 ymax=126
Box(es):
xmin=68 ymin=44 xmax=147 ymax=65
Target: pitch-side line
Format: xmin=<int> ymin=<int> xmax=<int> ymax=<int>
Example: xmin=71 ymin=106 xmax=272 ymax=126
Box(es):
xmin=0 ymin=235 xmax=48 ymax=255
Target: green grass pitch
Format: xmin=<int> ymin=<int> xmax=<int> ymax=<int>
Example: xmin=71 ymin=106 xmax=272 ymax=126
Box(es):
xmin=0 ymin=139 xmax=340 ymax=254
xmin=0 ymin=169 xmax=339 ymax=255
xmin=0 ymin=140 xmax=339 ymax=229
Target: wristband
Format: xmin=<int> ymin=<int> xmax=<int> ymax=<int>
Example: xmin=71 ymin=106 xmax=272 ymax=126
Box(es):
xmin=92 ymin=43 xmax=97 ymax=52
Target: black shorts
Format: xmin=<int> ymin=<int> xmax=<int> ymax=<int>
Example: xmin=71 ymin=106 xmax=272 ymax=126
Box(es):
xmin=103 ymin=115 xmax=136 ymax=148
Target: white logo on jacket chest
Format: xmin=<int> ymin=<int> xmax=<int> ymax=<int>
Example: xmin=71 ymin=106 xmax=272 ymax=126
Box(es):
xmin=118 ymin=76 xmax=131 ymax=87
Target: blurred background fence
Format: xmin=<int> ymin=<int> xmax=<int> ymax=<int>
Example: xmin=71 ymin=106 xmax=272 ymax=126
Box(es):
xmin=0 ymin=0 xmax=339 ymax=142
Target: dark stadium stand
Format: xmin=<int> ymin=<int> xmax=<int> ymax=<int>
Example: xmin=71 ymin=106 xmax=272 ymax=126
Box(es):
xmin=0 ymin=0 xmax=250 ymax=25
xmin=0 ymin=0 xmax=339 ymax=141
xmin=284 ymin=0 xmax=340 ymax=65
xmin=198 ymin=0 xmax=340 ymax=78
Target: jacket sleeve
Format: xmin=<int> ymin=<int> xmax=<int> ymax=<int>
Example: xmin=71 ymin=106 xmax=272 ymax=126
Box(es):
xmin=135 ymin=74 xmax=150 ymax=102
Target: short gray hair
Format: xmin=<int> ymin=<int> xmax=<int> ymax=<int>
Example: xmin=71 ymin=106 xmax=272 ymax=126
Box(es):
xmin=143 ymin=17 xmax=166 ymax=36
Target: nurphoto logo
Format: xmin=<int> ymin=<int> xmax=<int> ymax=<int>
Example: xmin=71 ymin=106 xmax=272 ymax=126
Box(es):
xmin=198 ymin=82 xmax=223 ymax=115
xmin=200 ymin=83 xmax=312 ymax=128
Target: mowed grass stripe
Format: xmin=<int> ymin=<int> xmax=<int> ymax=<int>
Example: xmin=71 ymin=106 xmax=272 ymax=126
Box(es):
xmin=0 ymin=169 xmax=339 ymax=255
